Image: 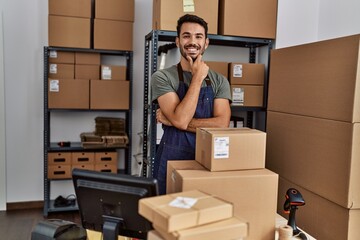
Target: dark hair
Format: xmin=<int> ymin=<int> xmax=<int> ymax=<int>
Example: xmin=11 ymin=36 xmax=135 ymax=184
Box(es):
xmin=176 ymin=14 xmax=208 ymax=38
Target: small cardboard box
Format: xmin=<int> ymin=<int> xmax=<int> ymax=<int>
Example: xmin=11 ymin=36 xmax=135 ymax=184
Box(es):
xmin=94 ymin=19 xmax=133 ymax=51
xmin=94 ymin=163 xmax=117 ymax=173
xmin=71 ymin=152 xmax=95 ymax=164
xmin=72 ymin=164 xmax=95 ymax=171
xmin=229 ymin=63 xmax=265 ymax=85
xmin=167 ymin=160 xmax=278 ymax=240
xmin=101 ymin=65 xmax=127 ymax=80
xmin=153 ymin=217 xmax=248 ymax=240
xmin=48 ymin=51 xmax=75 ymax=64
xmin=48 ymin=79 xmax=90 ymax=109
xmin=152 ymin=0 xmax=219 ymax=35
xmin=95 ymin=152 xmax=118 ymax=164
xmin=48 ymin=15 xmax=91 ymax=49
xmin=75 ymin=52 xmax=101 ymax=65
xmin=48 ymin=152 xmax=72 ymax=165
xmin=48 ymin=63 xmax=74 ymax=79
xmin=231 ymin=85 xmax=264 ymax=107
xmin=49 ymin=0 xmax=92 ymax=18
xmin=139 ymin=190 xmax=233 ymax=232
xmin=95 ymin=0 xmax=134 ymax=21
xmin=75 ymin=64 xmax=100 ymax=80
xmin=195 ymin=128 xmax=266 ymax=171
xmin=90 ymin=80 xmax=129 ymax=110
xmin=205 ymin=61 xmax=229 ymax=79
xmin=48 ymin=165 xmax=71 ymax=179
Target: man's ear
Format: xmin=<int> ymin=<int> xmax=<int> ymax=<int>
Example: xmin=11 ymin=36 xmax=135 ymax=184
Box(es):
xmin=175 ymin=37 xmax=180 ymax=48
xmin=204 ymin=38 xmax=209 ymax=50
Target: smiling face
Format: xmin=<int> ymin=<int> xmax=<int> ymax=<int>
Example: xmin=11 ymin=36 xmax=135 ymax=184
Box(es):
xmin=176 ymin=22 xmax=209 ymax=61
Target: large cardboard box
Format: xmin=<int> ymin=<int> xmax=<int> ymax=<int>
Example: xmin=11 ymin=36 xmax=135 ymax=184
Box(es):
xmin=75 ymin=64 xmax=100 ymax=80
xmin=75 ymin=52 xmax=101 ymax=65
xmin=229 ymin=63 xmax=265 ymax=85
xmin=139 ymin=190 xmax=233 ymax=232
xmin=94 ymin=19 xmax=133 ymax=51
xmin=205 ymin=61 xmax=229 ymax=79
xmin=49 ymin=0 xmax=91 ymax=18
xmin=152 ymin=0 xmax=219 ymax=35
xmin=266 ymin=111 xmax=360 ymax=209
xmin=48 ymin=63 xmax=74 ymax=79
xmin=167 ymin=160 xmax=278 ymax=240
xmin=195 ymin=128 xmax=266 ymax=171
xmin=278 ymin=177 xmax=360 ymax=240
xmin=90 ymin=80 xmax=129 ymax=109
xmin=218 ymin=0 xmax=278 ymax=39
xmin=95 ymin=0 xmax=134 ymax=22
xmin=48 ymin=51 xmax=75 ymax=64
xmin=48 ymin=79 xmax=89 ymax=109
xmin=152 ymin=217 xmax=248 ymax=240
xmin=101 ymin=65 xmax=127 ymax=80
xmin=230 ymin=85 xmax=263 ymax=106
xmin=48 ymin=15 xmax=91 ymax=49
xmin=268 ymin=34 xmax=360 ymax=123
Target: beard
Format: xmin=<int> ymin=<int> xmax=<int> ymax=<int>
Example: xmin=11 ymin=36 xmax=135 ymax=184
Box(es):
xmin=179 ymin=43 xmax=205 ymax=61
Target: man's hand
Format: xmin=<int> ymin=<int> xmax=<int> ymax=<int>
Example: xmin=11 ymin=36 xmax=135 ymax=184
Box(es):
xmin=187 ymin=55 xmax=209 ymax=83
xmin=156 ymin=108 xmax=172 ymax=126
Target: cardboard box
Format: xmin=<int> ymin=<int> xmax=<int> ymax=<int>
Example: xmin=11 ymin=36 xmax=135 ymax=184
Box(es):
xmin=94 ymin=163 xmax=117 ymax=173
xmin=95 ymin=152 xmax=118 ymax=164
xmin=266 ymin=111 xmax=360 ymax=209
xmin=231 ymin=85 xmax=263 ymax=106
xmin=195 ymin=128 xmax=266 ymax=171
xmin=72 ymin=164 xmax=95 ymax=171
xmin=278 ymin=177 xmax=360 ymax=240
xmin=167 ymin=160 xmax=278 ymax=240
xmin=153 ymin=217 xmax=248 ymax=240
xmin=48 ymin=63 xmax=74 ymax=79
xmin=94 ymin=19 xmax=133 ymax=51
xmin=218 ymin=0 xmax=278 ymax=39
xmin=49 ymin=0 xmax=92 ymax=18
xmin=75 ymin=64 xmax=100 ymax=80
xmin=48 ymin=15 xmax=91 ymax=49
xmin=139 ymin=190 xmax=233 ymax=232
xmin=152 ymin=0 xmax=219 ymax=35
xmin=71 ymin=152 xmax=95 ymax=164
xmin=48 ymin=165 xmax=71 ymax=179
xmin=75 ymin=52 xmax=101 ymax=65
xmin=48 ymin=152 xmax=72 ymax=165
xmin=48 ymin=79 xmax=90 ymax=109
xmin=205 ymin=61 xmax=229 ymax=79
xmin=48 ymin=51 xmax=75 ymax=64
xmin=101 ymin=65 xmax=127 ymax=80
xmin=268 ymin=34 xmax=360 ymax=123
xmin=228 ymin=63 xmax=265 ymax=85
xmin=90 ymin=80 xmax=129 ymax=110
xmin=95 ymin=0 xmax=134 ymax=22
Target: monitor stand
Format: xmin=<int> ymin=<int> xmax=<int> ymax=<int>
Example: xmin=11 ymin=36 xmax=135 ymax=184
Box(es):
xmin=102 ymin=216 xmax=124 ymax=240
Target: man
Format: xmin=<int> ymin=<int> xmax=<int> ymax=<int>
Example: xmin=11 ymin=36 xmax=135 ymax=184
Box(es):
xmin=151 ymin=14 xmax=231 ymax=194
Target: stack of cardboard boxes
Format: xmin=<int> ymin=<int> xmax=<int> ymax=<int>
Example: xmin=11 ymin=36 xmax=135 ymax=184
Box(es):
xmin=266 ymin=34 xmax=360 ymax=239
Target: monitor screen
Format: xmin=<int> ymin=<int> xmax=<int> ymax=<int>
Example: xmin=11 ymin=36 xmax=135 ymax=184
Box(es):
xmin=72 ymin=169 xmax=159 ymax=240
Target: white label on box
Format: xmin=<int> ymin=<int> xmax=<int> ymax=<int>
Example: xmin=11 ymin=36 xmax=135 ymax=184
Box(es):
xmin=232 ymin=87 xmax=244 ymax=105
xmin=169 ymin=197 xmax=197 ymax=209
xmin=49 ymin=50 xmax=57 ymax=59
xmin=233 ymin=64 xmax=243 ymax=77
xmin=49 ymin=64 xmax=57 ymax=74
xmin=102 ymin=66 xmax=112 ymax=80
xmin=214 ymin=137 xmax=229 ymax=159
xmin=183 ymin=0 xmax=195 ymax=12
xmin=49 ymin=79 xmax=59 ymax=92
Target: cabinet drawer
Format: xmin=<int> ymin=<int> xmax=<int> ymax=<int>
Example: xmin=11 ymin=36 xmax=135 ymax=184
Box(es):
xmin=48 ymin=165 xmax=71 ymax=179
xmin=72 ymin=164 xmax=95 ymax=171
xmin=48 ymin=152 xmax=72 ymax=165
xmin=72 ymin=152 xmax=95 ymax=164
xmin=95 ymin=152 xmax=118 ymax=164
xmin=95 ymin=163 xmax=117 ymax=173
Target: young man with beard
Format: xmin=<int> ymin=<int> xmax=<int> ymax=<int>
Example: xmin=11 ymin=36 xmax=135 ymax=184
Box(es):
xmin=151 ymin=14 xmax=231 ymax=194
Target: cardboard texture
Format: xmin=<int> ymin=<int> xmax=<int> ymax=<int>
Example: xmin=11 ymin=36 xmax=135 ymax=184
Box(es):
xmin=205 ymin=61 xmax=229 ymax=79
xmin=195 ymin=128 xmax=266 ymax=171
xmin=101 ymin=65 xmax=127 ymax=80
xmin=48 ymin=0 xmax=92 ymax=18
xmin=218 ymin=0 xmax=278 ymax=39
xmin=266 ymin=111 xmax=360 ymax=209
xmin=90 ymin=80 xmax=129 ymax=110
xmin=94 ymin=19 xmax=133 ymax=51
xmin=48 ymin=63 xmax=74 ymax=79
xmin=48 ymin=79 xmax=90 ymax=109
xmin=153 ymin=217 xmax=248 ymax=240
xmin=48 ymin=51 xmax=75 ymax=64
xmin=228 ymin=63 xmax=265 ymax=85
xmin=71 ymin=152 xmax=95 ymax=164
xmin=48 ymin=152 xmax=72 ymax=165
xmin=75 ymin=52 xmax=101 ymax=65
xmin=139 ymin=190 xmax=233 ymax=232
xmin=167 ymin=160 xmax=278 ymax=240
xmin=152 ymin=0 xmax=219 ymax=35
xmin=95 ymin=0 xmax=134 ymax=21
xmin=48 ymin=15 xmax=91 ymax=49
xmin=230 ymin=85 xmax=263 ymax=107
xmin=278 ymin=177 xmax=360 ymax=240
xmin=268 ymin=34 xmax=360 ymax=123
xmin=75 ymin=64 xmax=100 ymax=80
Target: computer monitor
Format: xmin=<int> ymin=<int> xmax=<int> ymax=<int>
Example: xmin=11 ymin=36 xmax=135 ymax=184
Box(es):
xmin=72 ymin=169 xmax=159 ymax=240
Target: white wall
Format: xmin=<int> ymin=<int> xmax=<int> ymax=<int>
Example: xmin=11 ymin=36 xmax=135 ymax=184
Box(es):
xmin=1 ymin=0 xmax=359 ymax=204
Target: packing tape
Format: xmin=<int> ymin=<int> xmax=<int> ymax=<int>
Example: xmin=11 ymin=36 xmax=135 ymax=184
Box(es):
xmin=278 ymin=224 xmax=293 ymax=240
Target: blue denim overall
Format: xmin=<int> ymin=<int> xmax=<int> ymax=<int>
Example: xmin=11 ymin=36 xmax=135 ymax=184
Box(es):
xmin=153 ymin=63 xmax=215 ymax=194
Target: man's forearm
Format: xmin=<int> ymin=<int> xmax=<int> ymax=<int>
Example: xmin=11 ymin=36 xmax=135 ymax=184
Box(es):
xmin=186 ymin=116 xmax=230 ymax=133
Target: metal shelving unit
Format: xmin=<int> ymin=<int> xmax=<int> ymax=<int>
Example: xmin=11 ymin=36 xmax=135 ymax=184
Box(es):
xmin=43 ymin=46 xmax=133 ymax=216
xmin=142 ymin=30 xmax=273 ymax=178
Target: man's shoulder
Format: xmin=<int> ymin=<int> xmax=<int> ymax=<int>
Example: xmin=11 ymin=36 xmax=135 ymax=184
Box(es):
xmin=153 ymin=65 xmax=177 ymax=77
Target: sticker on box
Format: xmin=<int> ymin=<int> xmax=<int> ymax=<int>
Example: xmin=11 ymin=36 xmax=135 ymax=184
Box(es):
xmin=233 ymin=64 xmax=243 ymax=77
xmin=102 ymin=66 xmax=112 ymax=80
xmin=49 ymin=64 xmax=57 ymax=74
xmin=49 ymin=80 xmax=59 ymax=92
xmin=49 ymin=50 xmax=58 ymax=59
xmin=169 ymin=196 xmax=198 ymax=209
xmin=214 ymin=137 xmax=229 ymax=159
xmin=232 ymin=87 xmax=244 ymax=105
xmin=183 ymin=0 xmax=195 ymax=12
